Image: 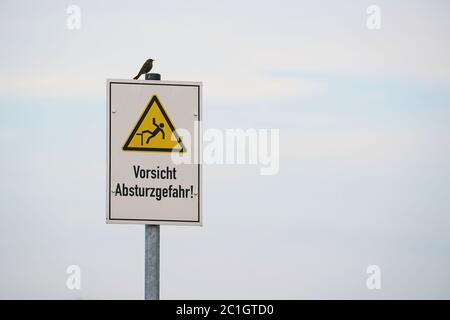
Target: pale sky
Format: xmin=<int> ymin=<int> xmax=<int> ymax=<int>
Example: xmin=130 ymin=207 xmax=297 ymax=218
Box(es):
xmin=0 ymin=0 xmax=449 ymax=299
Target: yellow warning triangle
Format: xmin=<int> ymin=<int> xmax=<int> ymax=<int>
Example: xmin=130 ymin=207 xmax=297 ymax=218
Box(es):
xmin=123 ymin=95 xmax=186 ymax=152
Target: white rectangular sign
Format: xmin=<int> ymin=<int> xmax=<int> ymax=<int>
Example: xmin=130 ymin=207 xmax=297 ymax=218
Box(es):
xmin=106 ymin=79 xmax=202 ymax=225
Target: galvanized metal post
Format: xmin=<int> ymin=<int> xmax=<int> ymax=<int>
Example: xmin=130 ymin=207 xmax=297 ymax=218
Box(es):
xmin=144 ymin=72 xmax=161 ymax=300
xmin=145 ymin=224 xmax=160 ymax=300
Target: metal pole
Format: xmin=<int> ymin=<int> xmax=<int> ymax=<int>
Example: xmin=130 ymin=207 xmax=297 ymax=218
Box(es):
xmin=144 ymin=72 xmax=161 ymax=300
xmin=145 ymin=224 xmax=160 ymax=300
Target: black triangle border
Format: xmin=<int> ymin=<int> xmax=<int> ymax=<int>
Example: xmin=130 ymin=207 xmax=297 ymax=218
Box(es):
xmin=122 ymin=95 xmax=186 ymax=152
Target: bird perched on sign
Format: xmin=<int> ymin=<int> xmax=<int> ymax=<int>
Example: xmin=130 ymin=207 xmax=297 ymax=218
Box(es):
xmin=133 ymin=59 xmax=154 ymax=80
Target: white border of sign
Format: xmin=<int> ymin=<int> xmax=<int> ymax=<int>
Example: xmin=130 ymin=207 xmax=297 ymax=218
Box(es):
xmin=106 ymin=79 xmax=202 ymax=225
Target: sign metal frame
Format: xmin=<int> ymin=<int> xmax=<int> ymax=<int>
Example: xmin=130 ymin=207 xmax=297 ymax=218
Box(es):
xmin=106 ymin=79 xmax=202 ymax=225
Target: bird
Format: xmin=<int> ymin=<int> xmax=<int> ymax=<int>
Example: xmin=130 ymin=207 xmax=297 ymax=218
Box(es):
xmin=133 ymin=59 xmax=154 ymax=80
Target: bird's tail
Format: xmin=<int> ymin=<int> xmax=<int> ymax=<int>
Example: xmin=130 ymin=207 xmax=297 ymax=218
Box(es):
xmin=133 ymin=74 xmax=140 ymax=80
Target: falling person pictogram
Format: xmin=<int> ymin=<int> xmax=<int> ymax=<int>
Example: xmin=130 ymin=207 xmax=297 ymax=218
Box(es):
xmin=136 ymin=118 xmax=166 ymax=145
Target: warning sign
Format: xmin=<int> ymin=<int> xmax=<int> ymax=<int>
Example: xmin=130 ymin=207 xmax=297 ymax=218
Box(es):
xmin=123 ymin=95 xmax=186 ymax=152
xmin=107 ymin=79 xmax=202 ymax=226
